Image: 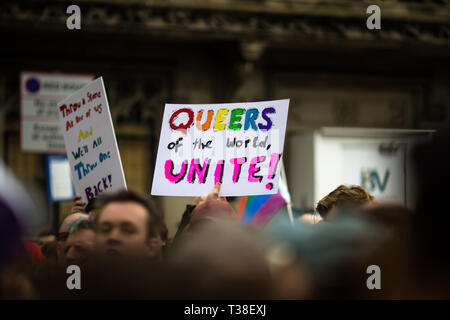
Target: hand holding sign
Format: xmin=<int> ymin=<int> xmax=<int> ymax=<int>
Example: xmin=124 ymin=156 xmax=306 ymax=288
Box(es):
xmin=70 ymin=195 xmax=87 ymax=214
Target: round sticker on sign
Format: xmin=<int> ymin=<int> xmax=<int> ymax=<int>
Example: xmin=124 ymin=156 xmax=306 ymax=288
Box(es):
xmin=25 ymin=77 xmax=40 ymax=94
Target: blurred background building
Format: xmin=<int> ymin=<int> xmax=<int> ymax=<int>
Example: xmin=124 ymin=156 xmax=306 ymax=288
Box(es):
xmin=0 ymin=0 xmax=449 ymax=236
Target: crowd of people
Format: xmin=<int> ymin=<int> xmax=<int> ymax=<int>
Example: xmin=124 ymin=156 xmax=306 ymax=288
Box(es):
xmin=0 ymin=137 xmax=449 ymax=299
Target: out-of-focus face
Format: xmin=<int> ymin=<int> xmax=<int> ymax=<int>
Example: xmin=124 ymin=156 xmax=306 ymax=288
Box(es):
xmin=64 ymin=229 xmax=95 ymax=265
xmin=95 ymin=202 xmax=152 ymax=258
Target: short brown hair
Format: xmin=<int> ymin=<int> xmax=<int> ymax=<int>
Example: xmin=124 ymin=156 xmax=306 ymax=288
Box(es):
xmin=316 ymin=185 xmax=374 ymax=218
xmin=93 ymin=190 xmax=164 ymax=239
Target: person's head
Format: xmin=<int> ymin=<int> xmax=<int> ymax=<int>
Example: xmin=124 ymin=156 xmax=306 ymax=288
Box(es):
xmin=58 ymin=212 xmax=89 ymax=235
xmin=93 ymin=190 xmax=164 ymax=260
xmin=167 ymin=221 xmax=273 ymax=299
xmin=36 ymin=229 xmax=56 ymax=249
xmin=316 ymin=185 xmax=375 ymax=219
xmin=64 ymin=219 xmax=95 ymax=265
xmin=0 ymin=197 xmax=35 ymax=299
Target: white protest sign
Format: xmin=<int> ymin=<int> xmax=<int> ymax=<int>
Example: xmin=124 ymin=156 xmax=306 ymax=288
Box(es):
xmin=46 ymin=155 xmax=75 ymax=202
xmin=57 ymin=77 xmax=127 ymax=203
xmin=151 ymin=99 xmax=289 ymax=196
xmin=20 ymin=72 xmax=93 ymax=153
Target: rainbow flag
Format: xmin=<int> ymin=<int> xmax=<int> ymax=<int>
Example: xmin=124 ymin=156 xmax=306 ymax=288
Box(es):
xmin=237 ymin=176 xmax=291 ymax=228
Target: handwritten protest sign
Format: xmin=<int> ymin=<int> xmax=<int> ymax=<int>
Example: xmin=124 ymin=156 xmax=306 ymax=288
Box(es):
xmin=151 ymin=99 xmax=289 ymax=196
xmin=58 ymin=77 xmax=127 ymax=203
xmin=20 ymin=72 xmax=93 ymax=153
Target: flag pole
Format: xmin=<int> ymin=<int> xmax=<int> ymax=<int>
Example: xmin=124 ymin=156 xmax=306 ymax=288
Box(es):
xmin=280 ymin=161 xmax=294 ymax=225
